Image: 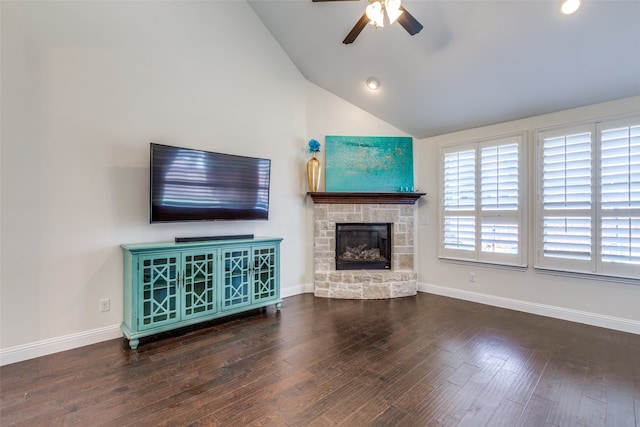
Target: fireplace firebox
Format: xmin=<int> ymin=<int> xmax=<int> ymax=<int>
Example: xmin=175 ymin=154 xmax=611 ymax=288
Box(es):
xmin=335 ymin=223 xmax=392 ymax=270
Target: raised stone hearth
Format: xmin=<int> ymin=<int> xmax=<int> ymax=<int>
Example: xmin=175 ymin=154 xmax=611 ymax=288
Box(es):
xmin=314 ymin=270 xmax=417 ymax=299
xmin=310 ymin=192 xmax=425 ymax=299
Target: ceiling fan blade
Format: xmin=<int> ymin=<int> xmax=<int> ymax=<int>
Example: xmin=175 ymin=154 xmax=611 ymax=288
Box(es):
xmin=343 ymin=13 xmax=369 ymax=44
xmin=396 ymin=6 xmax=423 ymax=36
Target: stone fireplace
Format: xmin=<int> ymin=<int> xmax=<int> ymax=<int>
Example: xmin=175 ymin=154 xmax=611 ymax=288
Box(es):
xmin=309 ymin=192 xmax=424 ymax=299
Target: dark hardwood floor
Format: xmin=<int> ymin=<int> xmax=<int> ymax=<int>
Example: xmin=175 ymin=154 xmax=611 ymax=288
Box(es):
xmin=1 ymin=293 xmax=639 ymax=426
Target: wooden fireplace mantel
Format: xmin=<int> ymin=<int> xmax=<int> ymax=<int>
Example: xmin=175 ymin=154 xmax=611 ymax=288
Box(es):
xmin=307 ymin=192 xmax=426 ymax=205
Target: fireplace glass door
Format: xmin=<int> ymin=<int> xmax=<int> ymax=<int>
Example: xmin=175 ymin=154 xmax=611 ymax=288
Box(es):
xmin=335 ymin=223 xmax=392 ymax=270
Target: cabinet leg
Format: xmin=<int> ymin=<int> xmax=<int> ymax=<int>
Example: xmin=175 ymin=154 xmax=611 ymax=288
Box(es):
xmin=129 ymin=338 xmax=139 ymax=350
xmin=275 ymin=302 xmax=281 ymax=311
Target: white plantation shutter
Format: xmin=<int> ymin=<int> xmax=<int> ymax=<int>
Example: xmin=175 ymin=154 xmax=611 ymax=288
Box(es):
xmin=443 ymin=149 xmax=476 ymax=252
xmin=601 ymin=217 xmax=640 ymax=264
xmin=480 ymin=143 xmax=519 ymax=255
xmin=542 ymin=217 xmax=592 ymax=260
xmin=443 ymin=216 xmax=475 ymax=251
xmin=440 ymin=134 xmax=525 ymax=265
xmin=542 ymin=133 xmax=592 ymax=210
xmin=481 ymin=221 xmax=518 ymax=254
xmin=536 ymin=116 xmax=640 ymax=278
xmin=444 ymin=150 xmax=475 ymax=211
xmin=600 ymin=125 xmax=640 ymax=209
xmin=481 ymin=144 xmax=519 ymax=211
xmin=540 ymin=129 xmax=593 ymax=266
xmin=598 ymin=120 xmax=640 ymax=276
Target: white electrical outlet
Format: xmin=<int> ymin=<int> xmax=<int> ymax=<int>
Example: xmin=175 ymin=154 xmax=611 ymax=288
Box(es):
xmin=100 ymin=298 xmax=110 ymax=312
xmin=469 ymin=273 xmax=476 ymax=283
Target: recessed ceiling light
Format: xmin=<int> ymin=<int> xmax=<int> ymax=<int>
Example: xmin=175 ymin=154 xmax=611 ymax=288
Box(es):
xmin=366 ymin=77 xmax=380 ymax=90
xmin=561 ymin=0 xmax=580 ymax=14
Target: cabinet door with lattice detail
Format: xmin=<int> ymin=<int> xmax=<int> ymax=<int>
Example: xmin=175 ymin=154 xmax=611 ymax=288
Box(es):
xmin=138 ymin=254 xmax=180 ymax=330
xmin=252 ymin=245 xmax=278 ymax=304
xmin=221 ymin=247 xmax=251 ymax=311
xmin=182 ymin=250 xmax=218 ymax=320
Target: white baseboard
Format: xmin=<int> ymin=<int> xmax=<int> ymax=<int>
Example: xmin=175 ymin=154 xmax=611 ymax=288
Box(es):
xmin=1 ymin=286 xmax=314 ymax=366
xmin=0 ymin=324 xmax=123 ymax=367
xmin=418 ymin=282 xmax=640 ymax=335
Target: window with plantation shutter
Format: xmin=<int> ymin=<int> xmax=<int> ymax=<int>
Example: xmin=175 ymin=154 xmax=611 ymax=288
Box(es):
xmin=599 ymin=120 xmax=640 ymax=275
xmin=480 ymin=143 xmax=519 ymax=255
xmin=536 ymin=115 xmax=640 ymax=279
xmin=443 ymin=149 xmax=475 ymax=251
xmin=540 ymin=129 xmax=593 ymax=266
xmin=440 ymin=133 xmax=526 ymax=266
xmin=443 ymin=149 xmax=475 ymax=211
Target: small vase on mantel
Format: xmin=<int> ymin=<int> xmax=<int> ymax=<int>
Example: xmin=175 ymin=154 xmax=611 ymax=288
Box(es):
xmin=307 ymin=152 xmax=321 ymax=192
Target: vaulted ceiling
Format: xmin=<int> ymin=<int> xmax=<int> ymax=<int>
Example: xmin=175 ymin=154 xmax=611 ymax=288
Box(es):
xmin=249 ymin=0 xmax=640 ymax=138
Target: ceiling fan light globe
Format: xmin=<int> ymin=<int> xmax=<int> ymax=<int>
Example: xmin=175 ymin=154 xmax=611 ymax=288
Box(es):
xmin=386 ymin=8 xmax=403 ymax=24
xmin=366 ymin=2 xmax=382 ymax=21
xmin=561 ymin=0 xmax=580 ymax=14
xmin=385 ymin=0 xmax=401 ymax=13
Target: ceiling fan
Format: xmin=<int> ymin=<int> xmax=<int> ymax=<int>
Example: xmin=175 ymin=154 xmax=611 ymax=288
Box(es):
xmin=312 ymin=0 xmax=423 ymax=44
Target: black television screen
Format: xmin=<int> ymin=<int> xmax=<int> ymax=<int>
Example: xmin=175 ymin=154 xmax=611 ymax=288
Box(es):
xmin=150 ymin=143 xmax=270 ymax=222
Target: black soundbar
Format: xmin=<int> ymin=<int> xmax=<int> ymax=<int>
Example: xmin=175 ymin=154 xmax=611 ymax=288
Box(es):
xmin=175 ymin=234 xmax=254 ymax=243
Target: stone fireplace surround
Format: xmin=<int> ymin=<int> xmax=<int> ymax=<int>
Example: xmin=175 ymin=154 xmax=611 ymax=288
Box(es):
xmin=309 ymin=192 xmax=424 ymax=299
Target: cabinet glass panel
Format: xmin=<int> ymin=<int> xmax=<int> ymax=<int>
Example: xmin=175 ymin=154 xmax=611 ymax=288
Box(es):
xmin=222 ymin=248 xmax=251 ymax=310
xmin=253 ymin=246 xmax=277 ymax=302
xmin=139 ymin=255 xmax=179 ymax=330
xmin=183 ymin=252 xmax=217 ymax=319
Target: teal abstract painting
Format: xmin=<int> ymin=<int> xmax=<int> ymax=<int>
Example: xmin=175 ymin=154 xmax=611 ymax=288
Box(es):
xmin=325 ymin=136 xmax=414 ymax=192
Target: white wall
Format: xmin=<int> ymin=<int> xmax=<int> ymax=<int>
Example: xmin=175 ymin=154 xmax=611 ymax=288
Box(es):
xmin=0 ymin=0 xmax=307 ymax=352
xmin=415 ymin=96 xmax=640 ymax=332
xmin=0 ymin=0 xmax=406 ymax=364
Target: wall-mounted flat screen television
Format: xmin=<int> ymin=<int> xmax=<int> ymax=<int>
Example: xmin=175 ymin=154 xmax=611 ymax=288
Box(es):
xmin=150 ymin=143 xmax=271 ymax=223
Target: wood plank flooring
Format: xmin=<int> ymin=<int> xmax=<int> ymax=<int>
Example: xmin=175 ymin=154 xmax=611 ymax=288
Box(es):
xmin=1 ymin=293 xmax=639 ymax=426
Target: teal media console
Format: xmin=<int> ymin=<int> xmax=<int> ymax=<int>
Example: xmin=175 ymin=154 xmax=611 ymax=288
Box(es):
xmin=120 ymin=237 xmax=282 ymax=349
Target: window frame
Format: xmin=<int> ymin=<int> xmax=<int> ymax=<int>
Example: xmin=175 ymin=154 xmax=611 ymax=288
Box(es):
xmin=534 ymin=115 xmax=640 ymax=279
xmin=439 ymin=132 xmax=527 ymax=267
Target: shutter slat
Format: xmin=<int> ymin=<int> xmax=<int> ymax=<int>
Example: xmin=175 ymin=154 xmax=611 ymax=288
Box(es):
xmin=601 ymin=125 xmax=640 ymax=210
xmin=481 ymin=143 xmax=519 ymax=211
xmin=444 ymin=216 xmax=476 ymax=251
xmin=601 ymin=217 xmax=640 ymax=265
xmin=543 ymin=133 xmax=592 ymax=210
xmin=444 ymin=150 xmax=476 ymax=211
xmin=542 ymin=216 xmax=592 ymax=260
xmin=481 ymin=222 xmax=518 ymax=254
